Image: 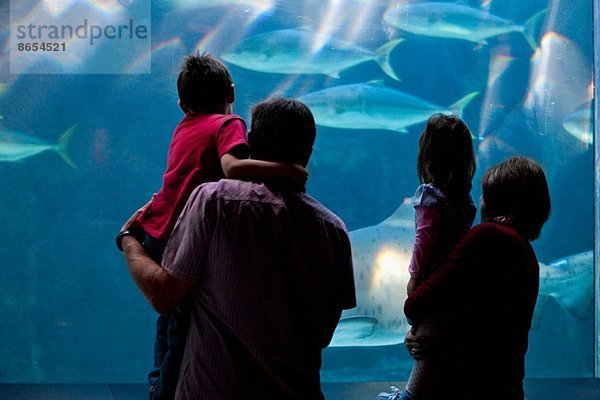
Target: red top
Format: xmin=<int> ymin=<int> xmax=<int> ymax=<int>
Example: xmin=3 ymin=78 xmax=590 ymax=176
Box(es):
xmin=137 ymin=113 xmax=248 ymax=241
xmin=405 ymin=222 xmax=539 ymax=399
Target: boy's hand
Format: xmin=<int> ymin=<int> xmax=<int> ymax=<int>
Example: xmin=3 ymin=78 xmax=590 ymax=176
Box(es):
xmin=284 ymin=163 xmax=308 ymax=191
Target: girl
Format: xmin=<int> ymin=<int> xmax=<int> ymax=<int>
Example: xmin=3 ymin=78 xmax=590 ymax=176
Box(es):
xmin=379 ymin=113 xmax=477 ymax=400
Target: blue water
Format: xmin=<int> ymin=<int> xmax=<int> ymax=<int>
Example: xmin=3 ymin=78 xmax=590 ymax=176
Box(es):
xmin=0 ymin=0 xmax=594 ymax=383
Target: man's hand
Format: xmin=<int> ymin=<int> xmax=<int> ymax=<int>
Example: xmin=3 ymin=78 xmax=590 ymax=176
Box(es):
xmin=405 ymin=326 xmax=433 ymax=360
xmin=120 ymin=194 xmax=156 ymax=234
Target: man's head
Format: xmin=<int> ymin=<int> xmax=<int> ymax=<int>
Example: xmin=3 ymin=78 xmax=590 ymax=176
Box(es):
xmin=248 ymin=98 xmax=316 ymax=166
xmin=481 ymin=156 xmax=551 ymax=240
xmin=177 ymin=52 xmax=234 ymax=114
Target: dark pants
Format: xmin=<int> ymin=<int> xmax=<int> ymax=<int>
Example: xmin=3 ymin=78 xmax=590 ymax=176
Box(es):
xmin=143 ymin=234 xmax=191 ymax=400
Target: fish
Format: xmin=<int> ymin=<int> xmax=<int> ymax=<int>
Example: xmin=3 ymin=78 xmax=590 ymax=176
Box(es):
xmin=297 ymin=81 xmax=478 ymax=133
xmin=331 ymin=200 xmax=415 ymax=346
xmin=536 ymin=251 xmax=593 ymax=321
xmin=221 ymin=28 xmax=402 ymax=80
xmin=329 ymin=202 xmax=593 ymax=347
xmin=563 ymin=108 xmax=593 ymax=145
xmin=383 ymin=2 xmax=545 ymax=50
xmin=0 ymin=124 xmax=77 ymax=168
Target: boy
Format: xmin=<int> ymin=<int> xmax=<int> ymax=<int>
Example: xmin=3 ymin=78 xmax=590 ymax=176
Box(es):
xmin=117 ymin=52 xmax=306 ymax=400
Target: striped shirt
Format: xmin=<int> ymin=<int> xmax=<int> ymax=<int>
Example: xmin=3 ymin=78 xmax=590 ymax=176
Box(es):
xmin=162 ymin=179 xmax=356 ymax=400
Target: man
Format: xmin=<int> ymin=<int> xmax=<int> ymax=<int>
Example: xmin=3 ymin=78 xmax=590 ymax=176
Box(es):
xmin=120 ymin=98 xmax=356 ymax=400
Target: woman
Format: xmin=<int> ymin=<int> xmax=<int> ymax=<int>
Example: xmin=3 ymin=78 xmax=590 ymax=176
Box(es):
xmin=402 ymin=156 xmax=551 ymax=400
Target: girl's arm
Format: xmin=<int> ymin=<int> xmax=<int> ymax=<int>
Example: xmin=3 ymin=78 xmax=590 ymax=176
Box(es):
xmin=407 ymin=205 xmax=441 ymax=295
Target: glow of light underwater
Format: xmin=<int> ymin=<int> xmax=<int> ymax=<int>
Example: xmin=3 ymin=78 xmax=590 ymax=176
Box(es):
xmin=371 ymin=247 xmax=411 ymax=290
xmin=525 ymin=32 xmax=590 ymax=115
xmin=478 ymin=49 xmax=515 ymax=138
xmin=193 ymin=2 xmax=272 ymax=56
xmin=42 ymin=0 xmax=127 ymax=17
xmin=125 ymin=36 xmax=185 ymax=74
xmin=312 ymin=0 xmax=382 ymax=54
xmin=173 ymin=0 xmax=274 ymax=14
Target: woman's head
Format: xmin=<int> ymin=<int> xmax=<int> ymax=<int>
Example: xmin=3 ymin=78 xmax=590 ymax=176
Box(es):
xmin=481 ymin=156 xmax=551 ymax=240
xmin=417 ymin=113 xmax=476 ymax=197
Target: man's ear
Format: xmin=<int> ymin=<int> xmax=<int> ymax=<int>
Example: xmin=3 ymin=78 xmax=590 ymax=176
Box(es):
xmin=227 ymin=83 xmax=235 ymax=103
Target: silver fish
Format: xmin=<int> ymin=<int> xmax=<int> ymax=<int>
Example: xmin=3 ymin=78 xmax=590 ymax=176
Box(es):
xmin=222 ymin=28 xmax=402 ymax=80
xmin=383 ymin=2 xmax=545 ymax=50
xmin=298 ymin=81 xmax=478 ymax=132
xmin=0 ymin=125 xmax=77 ymax=168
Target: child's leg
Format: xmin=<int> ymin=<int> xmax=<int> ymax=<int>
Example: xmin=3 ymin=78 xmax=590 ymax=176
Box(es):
xmin=158 ymin=301 xmax=191 ymax=399
xmin=404 ymin=317 xmax=439 ymax=399
xmin=141 ymin=233 xmax=169 ymax=400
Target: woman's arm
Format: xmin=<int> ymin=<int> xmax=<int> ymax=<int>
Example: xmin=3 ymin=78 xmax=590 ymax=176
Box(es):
xmin=404 ymin=224 xmax=490 ymax=322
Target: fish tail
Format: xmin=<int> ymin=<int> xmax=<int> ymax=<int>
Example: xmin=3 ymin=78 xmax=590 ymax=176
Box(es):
xmin=449 ymin=91 xmax=479 ymax=118
xmin=522 ymin=8 xmax=547 ymax=51
xmin=56 ymin=125 xmax=77 ymax=169
xmin=375 ymin=39 xmax=403 ymax=81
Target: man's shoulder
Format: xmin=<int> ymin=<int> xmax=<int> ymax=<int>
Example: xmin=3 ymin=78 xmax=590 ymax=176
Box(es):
xmin=196 ymin=179 xmax=283 ymax=203
xmin=293 ymin=193 xmax=348 ymax=232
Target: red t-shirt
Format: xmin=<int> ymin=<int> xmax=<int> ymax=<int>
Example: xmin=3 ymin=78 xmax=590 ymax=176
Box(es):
xmin=137 ymin=113 xmax=248 ymax=241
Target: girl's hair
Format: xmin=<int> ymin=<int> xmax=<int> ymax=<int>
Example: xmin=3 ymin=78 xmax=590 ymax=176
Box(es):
xmin=417 ymin=113 xmax=476 ymax=197
xmin=481 ymin=156 xmax=551 ymax=241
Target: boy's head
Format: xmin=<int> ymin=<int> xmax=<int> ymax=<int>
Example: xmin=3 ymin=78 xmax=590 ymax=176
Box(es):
xmin=177 ymin=52 xmax=234 ymax=114
xmin=248 ymin=98 xmax=316 ymax=166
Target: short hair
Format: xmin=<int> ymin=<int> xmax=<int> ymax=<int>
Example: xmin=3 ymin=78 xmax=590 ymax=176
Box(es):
xmin=481 ymin=156 xmax=551 ymax=240
xmin=417 ymin=114 xmax=476 ymax=197
xmin=248 ymin=98 xmax=316 ymax=165
xmin=177 ymin=52 xmax=233 ymax=113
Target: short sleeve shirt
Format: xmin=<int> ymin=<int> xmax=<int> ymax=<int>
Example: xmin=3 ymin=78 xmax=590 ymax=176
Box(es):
xmin=162 ymin=180 xmax=356 ymax=400
xmin=137 ymin=114 xmax=248 ymax=241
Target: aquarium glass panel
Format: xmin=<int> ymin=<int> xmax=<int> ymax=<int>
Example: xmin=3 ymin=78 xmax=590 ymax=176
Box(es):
xmin=0 ymin=0 xmax=595 ymax=383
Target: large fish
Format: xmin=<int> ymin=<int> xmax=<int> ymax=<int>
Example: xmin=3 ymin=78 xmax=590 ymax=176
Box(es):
xmin=330 ymin=202 xmax=593 ymax=347
xmin=383 ymin=2 xmax=545 ymax=50
xmin=221 ymin=29 xmax=402 ymax=80
xmin=0 ymin=125 xmax=77 ymax=168
xmin=298 ymin=81 xmax=478 ymax=132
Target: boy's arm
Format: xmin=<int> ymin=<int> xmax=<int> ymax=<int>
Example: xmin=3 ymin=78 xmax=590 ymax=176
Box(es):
xmin=221 ymin=149 xmax=308 ymax=191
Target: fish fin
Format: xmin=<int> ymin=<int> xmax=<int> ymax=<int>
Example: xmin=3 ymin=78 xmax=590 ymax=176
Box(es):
xmin=57 ymin=125 xmax=77 ymax=169
xmin=522 ymin=9 xmax=547 ymax=51
xmin=552 ymin=286 xmax=593 ymax=320
xmin=333 ymin=316 xmax=378 ymax=340
xmin=327 ymin=71 xmax=341 ymax=79
xmin=449 ymin=91 xmax=479 ymax=118
xmin=530 ymin=294 xmax=549 ymax=330
xmin=382 ymin=201 xmax=415 ymax=227
xmin=393 ymin=127 xmax=409 ymax=133
xmin=366 ymin=79 xmax=386 ymax=86
xmin=375 ymin=39 xmax=403 ymax=81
